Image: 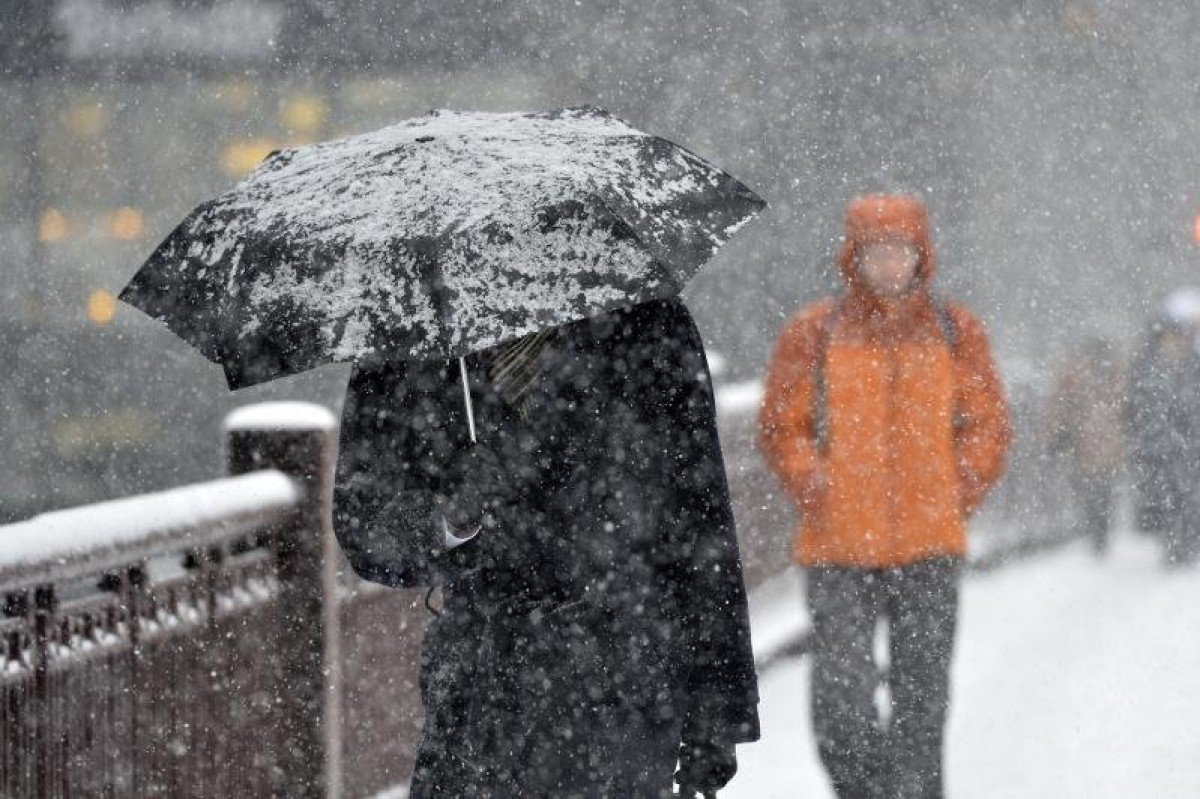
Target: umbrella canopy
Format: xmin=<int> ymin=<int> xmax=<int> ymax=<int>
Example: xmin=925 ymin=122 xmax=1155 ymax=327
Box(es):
xmin=119 ymin=106 xmax=765 ymax=389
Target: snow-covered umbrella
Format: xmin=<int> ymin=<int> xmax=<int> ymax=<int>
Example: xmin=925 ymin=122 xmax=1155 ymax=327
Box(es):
xmin=118 ymin=106 xmax=764 ymax=435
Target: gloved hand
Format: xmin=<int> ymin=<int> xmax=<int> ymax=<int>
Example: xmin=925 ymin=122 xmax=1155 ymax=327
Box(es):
xmin=440 ymin=441 xmax=515 ymax=530
xmin=675 ymin=740 xmax=737 ymax=798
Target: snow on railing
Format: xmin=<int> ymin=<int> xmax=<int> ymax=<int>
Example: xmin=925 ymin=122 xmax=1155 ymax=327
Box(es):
xmin=0 ymin=470 xmax=300 ymax=590
xmin=715 ymin=378 xmax=763 ymax=417
xmin=224 ymin=399 xmax=338 ymax=432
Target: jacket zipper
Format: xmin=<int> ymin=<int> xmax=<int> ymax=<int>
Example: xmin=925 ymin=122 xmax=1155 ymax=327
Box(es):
xmin=885 ymin=338 xmax=899 ymax=559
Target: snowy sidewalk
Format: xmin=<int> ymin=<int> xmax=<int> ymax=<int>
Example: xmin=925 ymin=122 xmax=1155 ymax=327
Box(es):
xmin=727 ymin=535 xmax=1200 ymax=798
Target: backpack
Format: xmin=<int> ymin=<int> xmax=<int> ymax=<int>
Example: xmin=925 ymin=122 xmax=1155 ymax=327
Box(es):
xmin=812 ymin=297 xmax=960 ymax=452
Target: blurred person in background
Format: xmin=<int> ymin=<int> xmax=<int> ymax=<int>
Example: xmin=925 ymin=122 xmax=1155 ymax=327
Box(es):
xmin=1047 ymin=336 xmax=1127 ymax=556
xmin=1127 ymin=288 xmax=1200 ymax=567
xmin=758 ymin=194 xmax=1011 ymax=799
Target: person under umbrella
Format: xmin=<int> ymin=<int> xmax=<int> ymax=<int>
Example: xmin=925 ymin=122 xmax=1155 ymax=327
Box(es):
xmin=119 ymin=108 xmax=763 ymax=797
xmin=339 ymin=297 xmax=756 ymax=797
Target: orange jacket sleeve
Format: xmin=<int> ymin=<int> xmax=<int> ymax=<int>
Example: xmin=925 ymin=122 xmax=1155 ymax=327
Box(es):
xmin=948 ymin=306 xmax=1013 ymax=516
xmin=757 ymin=301 xmax=834 ymax=511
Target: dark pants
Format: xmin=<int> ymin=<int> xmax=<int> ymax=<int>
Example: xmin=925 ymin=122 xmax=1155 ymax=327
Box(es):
xmin=1163 ymin=488 xmax=1200 ymax=567
xmin=1151 ymin=467 xmax=1200 ymax=567
xmin=806 ymin=556 xmax=961 ymax=799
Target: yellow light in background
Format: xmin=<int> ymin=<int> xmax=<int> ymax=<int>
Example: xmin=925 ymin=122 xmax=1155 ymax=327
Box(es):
xmin=220 ymin=138 xmax=278 ymax=178
xmin=281 ymin=94 xmax=328 ymax=134
xmin=39 ymin=208 xmax=70 ymax=242
xmin=107 ymin=207 xmax=145 ymax=240
xmin=50 ymin=410 xmax=151 ymax=454
xmin=87 ymin=289 xmax=117 ymax=326
xmin=67 ymin=101 xmax=109 ymax=138
xmin=1194 ymin=214 xmax=1200 ymax=247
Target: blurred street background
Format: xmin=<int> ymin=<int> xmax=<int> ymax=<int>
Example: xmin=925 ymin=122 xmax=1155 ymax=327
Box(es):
xmin=2 ymin=0 xmax=1198 ymax=554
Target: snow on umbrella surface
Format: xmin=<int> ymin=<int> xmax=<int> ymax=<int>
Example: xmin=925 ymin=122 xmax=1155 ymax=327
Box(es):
xmin=118 ymin=106 xmax=765 ymax=390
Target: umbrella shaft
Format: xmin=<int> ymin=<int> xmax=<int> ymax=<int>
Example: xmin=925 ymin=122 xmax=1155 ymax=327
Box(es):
xmin=459 ymin=356 xmax=477 ymax=444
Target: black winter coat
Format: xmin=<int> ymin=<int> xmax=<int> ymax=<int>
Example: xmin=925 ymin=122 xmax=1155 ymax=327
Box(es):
xmin=333 ymin=298 xmax=759 ymax=797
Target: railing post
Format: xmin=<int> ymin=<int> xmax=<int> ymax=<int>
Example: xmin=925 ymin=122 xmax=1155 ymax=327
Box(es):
xmin=32 ymin=584 xmax=55 ymax=799
xmin=223 ymin=401 xmax=341 ymax=799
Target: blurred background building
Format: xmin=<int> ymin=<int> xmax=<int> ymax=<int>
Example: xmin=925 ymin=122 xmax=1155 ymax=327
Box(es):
xmin=1 ymin=0 xmax=1198 ymax=521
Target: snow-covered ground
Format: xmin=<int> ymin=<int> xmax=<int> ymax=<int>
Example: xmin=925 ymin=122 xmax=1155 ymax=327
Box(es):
xmin=727 ymin=534 xmax=1200 ymax=799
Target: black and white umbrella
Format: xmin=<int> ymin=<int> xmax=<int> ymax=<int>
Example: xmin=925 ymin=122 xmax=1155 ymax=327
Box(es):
xmin=119 ymin=107 xmax=764 ymax=434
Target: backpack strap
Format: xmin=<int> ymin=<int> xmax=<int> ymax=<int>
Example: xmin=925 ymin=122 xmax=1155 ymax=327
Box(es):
xmin=933 ymin=297 xmax=958 ymax=353
xmin=812 ymin=299 xmax=841 ymax=454
xmin=932 ymin=297 xmax=967 ymax=435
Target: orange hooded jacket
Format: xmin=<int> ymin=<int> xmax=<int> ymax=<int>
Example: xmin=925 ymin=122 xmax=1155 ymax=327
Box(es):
xmin=758 ymin=195 xmax=1012 ymax=568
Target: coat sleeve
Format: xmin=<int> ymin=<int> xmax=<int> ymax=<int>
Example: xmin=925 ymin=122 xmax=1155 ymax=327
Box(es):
xmin=757 ymin=301 xmax=834 ymax=511
xmin=948 ymin=306 xmax=1013 ymax=516
xmin=332 ymin=361 xmax=479 ymax=588
xmin=659 ymin=302 xmax=760 ymax=746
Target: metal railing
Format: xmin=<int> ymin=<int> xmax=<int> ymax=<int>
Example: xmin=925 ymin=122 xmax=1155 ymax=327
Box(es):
xmin=0 ymin=392 xmax=795 ymax=799
xmin=0 ymin=401 xmax=363 ymax=799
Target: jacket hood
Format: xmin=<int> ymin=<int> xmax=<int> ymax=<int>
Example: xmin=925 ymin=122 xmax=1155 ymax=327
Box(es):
xmin=838 ymin=193 xmax=936 ymax=292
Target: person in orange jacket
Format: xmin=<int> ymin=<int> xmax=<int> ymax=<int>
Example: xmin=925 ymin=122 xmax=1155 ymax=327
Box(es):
xmin=759 ymin=194 xmax=1012 ymax=799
